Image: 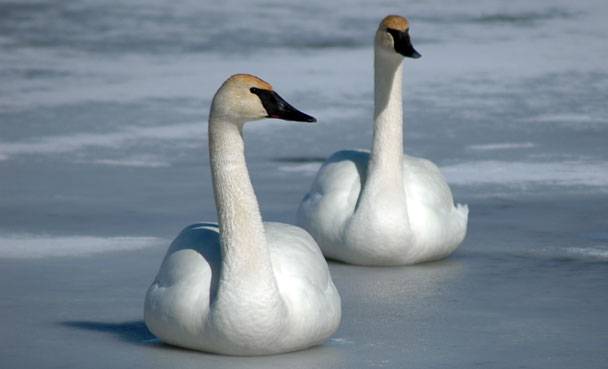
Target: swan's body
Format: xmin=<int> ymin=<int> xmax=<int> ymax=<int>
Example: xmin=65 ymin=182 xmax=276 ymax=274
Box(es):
xmin=145 ymin=74 xmax=341 ymax=355
xmin=297 ymin=16 xmax=468 ymax=266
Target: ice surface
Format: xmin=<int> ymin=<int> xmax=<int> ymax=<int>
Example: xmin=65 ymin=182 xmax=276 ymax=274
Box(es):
xmin=1 ymin=0 xmax=607 ymax=367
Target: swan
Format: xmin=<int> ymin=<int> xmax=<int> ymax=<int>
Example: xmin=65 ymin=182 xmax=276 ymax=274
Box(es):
xmin=296 ymin=15 xmax=468 ymax=266
xmin=144 ymin=74 xmax=341 ymax=356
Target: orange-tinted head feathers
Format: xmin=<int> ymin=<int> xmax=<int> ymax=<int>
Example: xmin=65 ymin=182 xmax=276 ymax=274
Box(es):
xmin=381 ymin=15 xmax=409 ymax=31
xmin=228 ymin=74 xmax=273 ymax=91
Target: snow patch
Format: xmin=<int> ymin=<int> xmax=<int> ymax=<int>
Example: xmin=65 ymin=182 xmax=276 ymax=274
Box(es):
xmin=525 ymin=113 xmax=599 ymax=123
xmin=441 ymin=160 xmax=608 ymax=187
xmin=91 ymin=155 xmax=170 ymax=168
xmin=467 ymin=142 xmax=536 ymax=151
xmin=0 ymin=234 xmax=166 ymax=259
xmin=278 ymin=162 xmax=323 ymax=175
xmin=565 ymin=247 xmax=608 ymax=261
xmin=0 ymin=122 xmax=203 ymax=160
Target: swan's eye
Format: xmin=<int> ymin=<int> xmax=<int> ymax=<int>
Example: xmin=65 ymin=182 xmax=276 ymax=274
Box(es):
xmin=250 ymin=87 xmax=260 ymax=94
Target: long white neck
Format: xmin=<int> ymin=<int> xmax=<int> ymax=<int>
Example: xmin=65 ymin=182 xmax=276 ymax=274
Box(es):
xmin=370 ymin=52 xmax=404 ymax=183
xmin=355 ymin=51 xmax=408 ymax=219
xmin=207 ymin=114 xmax=282 ymax=312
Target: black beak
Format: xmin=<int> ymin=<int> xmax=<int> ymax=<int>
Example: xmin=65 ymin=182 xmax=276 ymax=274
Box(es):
xmin=387 ymin=28 xmax=421 ymax=59
xmin=250 ymin=88 xmax=316 ymax=123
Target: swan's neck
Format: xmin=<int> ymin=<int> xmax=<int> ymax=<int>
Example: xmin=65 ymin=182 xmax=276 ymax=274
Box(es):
xmin=208 ymin=116 xmax=282 ymax=312
xmin=352 ymin=53 xmax=410 ymax=230
xmin=370 ymin=54 xmax=404 ymax=178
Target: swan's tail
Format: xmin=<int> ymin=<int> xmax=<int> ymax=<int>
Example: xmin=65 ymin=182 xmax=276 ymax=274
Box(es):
xmin=456 ymin=203 xmax=469 ymax=217
xmin=454 ymin=203 xmax=469 ymax=245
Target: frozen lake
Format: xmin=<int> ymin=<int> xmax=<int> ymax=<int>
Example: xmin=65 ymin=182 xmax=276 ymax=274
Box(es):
xmin=1 ymin=0 xmax=607 ymax=368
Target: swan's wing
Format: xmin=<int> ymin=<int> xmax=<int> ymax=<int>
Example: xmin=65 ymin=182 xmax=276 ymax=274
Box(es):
xmin=154 ymin=223 xmax=221 ymax=290
xmin=403 ymin=155 xmax=455 ymax=211
xmin=265 ymin=222 xmax=332 ymax=291
xmin=402 ymin=156 xmax=468 ymax=256
xmin=297 ymin=150 xmax=370 ymax=254
xmin=144 ymin=223 xmax=221 ymax=339
xmin=264 ymin=222 xmax=341 ymax=339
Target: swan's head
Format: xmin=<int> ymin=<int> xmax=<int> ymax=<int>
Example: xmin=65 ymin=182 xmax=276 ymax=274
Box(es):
xmin=375 ymin=15 xmax=421 ymax=60
xmin=210 ymin=74 xmax=316 ymax=124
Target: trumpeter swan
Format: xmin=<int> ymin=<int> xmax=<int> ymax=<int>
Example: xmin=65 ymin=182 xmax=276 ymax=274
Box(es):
xmin=297 ymin=16 xmax=468 ymax=266
xmin=145 ymin=74 xmax=341 ymax=355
